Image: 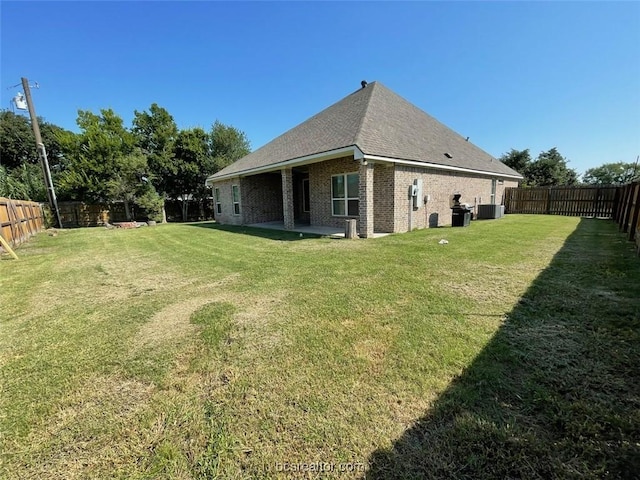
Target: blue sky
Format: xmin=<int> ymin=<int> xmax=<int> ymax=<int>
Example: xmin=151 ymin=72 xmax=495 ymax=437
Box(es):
xmin=1 ymin=1 xmax=639 ymax=176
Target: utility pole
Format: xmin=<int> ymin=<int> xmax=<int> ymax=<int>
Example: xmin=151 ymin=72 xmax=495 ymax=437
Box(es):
xmin=21 ymin=77 xmax=63 ymax=228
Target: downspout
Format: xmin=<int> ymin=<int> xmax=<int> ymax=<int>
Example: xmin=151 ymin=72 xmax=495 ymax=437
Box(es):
xmin=408 ymin=186 xmax=413 ymax=232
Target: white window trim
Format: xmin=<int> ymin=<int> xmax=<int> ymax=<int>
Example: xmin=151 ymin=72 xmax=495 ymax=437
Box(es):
xmin=214 ymin=187 xmax=222 ymax=214
xmin=232 ymin=184 xmax=241 ymax=215
xmin=331 ymin=172 xmax=359 ymax=217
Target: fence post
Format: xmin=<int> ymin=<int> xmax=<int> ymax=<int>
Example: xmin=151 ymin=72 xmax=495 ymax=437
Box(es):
xmin=615 ymin=186 xmax=624 ymax=226
xmin=612 ymin=187 xmax=620 ymax=221
xmin=627 ymin=184 xmax=640 ymax=241
xmin=620 ymin=185 xmax=632 ymax=232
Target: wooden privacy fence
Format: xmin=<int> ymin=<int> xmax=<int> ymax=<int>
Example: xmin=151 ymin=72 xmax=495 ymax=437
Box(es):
xmin=58 ymin=202 xmax=111 ymax=228
xmin=613 ymin=181 xmax=640 ymax=243
xmin=57 ymin=199 xmax=215 ymax=227
xmin=504 ymin=183 xmax=640 ymax=245
xmin=0 ymin=197 xmax=45 ymax=248
xmin=58 ymin=201 xmax=155 ymax=227
xmin=504 ymin=186 xmax=619 ymax=217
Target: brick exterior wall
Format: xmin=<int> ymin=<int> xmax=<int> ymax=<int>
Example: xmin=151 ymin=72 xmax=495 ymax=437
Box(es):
xmin=212 ymin=178 xmax=243 ymax=225
xmin=373 ymin=164 xmax=395 ymax=233
xmin=241 ymin=172 xmax=283 ymax=224
xmin=211 ymin=158 xmax=518 ymax=234
xmin=212 ymin=173 xmax=283 ymax=226
xmin=359 ymin=161 xmax=374 ymax=238
xmin=309 ymin=156 xmax=361 ymax=229
xmin=392 ymin=165 xmax=519 ymax=232
xmin=281 ymin=168 xmax=294 ymax=229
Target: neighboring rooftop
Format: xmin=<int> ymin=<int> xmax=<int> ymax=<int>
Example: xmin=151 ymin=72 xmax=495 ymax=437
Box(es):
xmin=209 ymin=81 xmax=522 ymax=180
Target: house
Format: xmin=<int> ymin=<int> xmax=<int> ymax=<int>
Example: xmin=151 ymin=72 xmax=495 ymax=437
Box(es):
xmin=205 ymin=81 xmax=522 ymax=237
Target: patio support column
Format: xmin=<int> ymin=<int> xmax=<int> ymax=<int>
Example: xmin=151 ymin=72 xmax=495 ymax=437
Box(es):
xmin=359 ymin=161 xmax=374 ymax=238
xmin=281 ymin=167 xmax=294 ymax=230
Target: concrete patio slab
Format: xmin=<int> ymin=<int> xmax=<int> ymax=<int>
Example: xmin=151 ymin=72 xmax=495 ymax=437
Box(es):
xmin=246 ymin=221 xmax=390 ymax=238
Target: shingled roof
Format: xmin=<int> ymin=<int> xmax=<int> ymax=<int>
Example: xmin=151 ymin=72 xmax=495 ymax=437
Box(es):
xmin=208 ymin=82 xmax=521 ymax=181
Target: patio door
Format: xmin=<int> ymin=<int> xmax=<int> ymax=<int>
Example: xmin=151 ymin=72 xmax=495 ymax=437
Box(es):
xmin=293 ymin=174 xmax=310 ymax=223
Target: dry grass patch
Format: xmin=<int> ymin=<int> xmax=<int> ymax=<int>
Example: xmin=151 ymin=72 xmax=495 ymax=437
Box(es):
xmin=131 ymin=274 xmax=241 ymax=351
xmin=353 ymin=337 xmax=388 ymax=373
xmin=4 ymin=374 xmax=154 ymax=480
xmin=131 ymin=295 xmax=215 ymax=350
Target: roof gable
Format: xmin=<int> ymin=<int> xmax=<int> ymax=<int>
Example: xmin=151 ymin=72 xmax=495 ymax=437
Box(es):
xmin=209 ymin=82 xmax=521 ymax=179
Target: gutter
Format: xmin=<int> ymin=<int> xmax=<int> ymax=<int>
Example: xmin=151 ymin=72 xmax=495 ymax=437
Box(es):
xmin=205 ymin=146 xmax=523 ymax=185
xmin=205 ymin=146 xmax=360 ymax=184
xmin=362 ymin=155 xmax=524 ymax=180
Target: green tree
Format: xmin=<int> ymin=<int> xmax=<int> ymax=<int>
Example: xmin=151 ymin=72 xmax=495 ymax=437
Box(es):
xmin=0 ymin=110 xmax=69 ymax=170
xmin=210 ymin=120 xmax=251 ymax=172
xmin=106 ymin=150 xmax=153 ymax=221
xmin=58 ymin=109 xmax=135 ymax=201
xmin=132 ymin=104 xmax=179 ymax=222
xmin=0 ymin=110 xmax=34 ymax=169
xmin=169 ymin=127 xmax=214 ymax=221
xmin=526 ymin=148 xmax=578 ymax=187
xmin=499 ymin=147 xmax=578 ymax=187
xmin=58 ymin=109 xmax=163 ymax=220
xmin=0 ymin=110 xmax=70 ymax=202
xmin=132 ymin=104 xmax=178 ymax=194
xmin=499 ymin=148 xmax=532 ymax=176
xmin=582 ymin=161 xmax=640 ymax=185
xmin=40 ymin=122 xmax=69 ymax=172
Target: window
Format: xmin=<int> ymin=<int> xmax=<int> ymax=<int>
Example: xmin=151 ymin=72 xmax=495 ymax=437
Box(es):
xmin=332 ymin=173 xmax=359 ymax=216
xmin=214 ymin=187 xmax=221 ymax=214
xmin=302 ymin=179 xmax=310 ymax=213
xmin=490 ymin=179 xmax=497 ymax=204
xmin=232 ymin=185 xmax=240 ymax=215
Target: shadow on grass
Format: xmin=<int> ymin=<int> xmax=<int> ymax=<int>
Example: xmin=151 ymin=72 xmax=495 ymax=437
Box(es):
xmin=367 ymin=218 xmax=640 ymax=479
xmin=185 ymin=221 xmax=321 ymax=242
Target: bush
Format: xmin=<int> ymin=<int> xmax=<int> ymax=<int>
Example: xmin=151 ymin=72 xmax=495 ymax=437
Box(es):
xmin=135 ymin=187 xmax=164 ymax=223
xmin=0 ymin=164 xmax=46 ymax=201
xmin=42 ymin=204 xmax=56 ymax=229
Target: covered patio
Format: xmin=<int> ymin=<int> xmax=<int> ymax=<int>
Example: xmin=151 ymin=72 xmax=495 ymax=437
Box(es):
xmin=246 ymin=220 xmax=390 ymax=238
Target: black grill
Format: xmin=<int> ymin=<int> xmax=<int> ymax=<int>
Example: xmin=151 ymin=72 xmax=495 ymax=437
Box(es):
xmin=451 ymin=194 xmax=472 ymax=227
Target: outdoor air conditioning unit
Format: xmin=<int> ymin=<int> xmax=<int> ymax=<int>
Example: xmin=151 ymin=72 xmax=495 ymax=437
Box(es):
xmin=477 ymin=204 xmax=505 ymax=219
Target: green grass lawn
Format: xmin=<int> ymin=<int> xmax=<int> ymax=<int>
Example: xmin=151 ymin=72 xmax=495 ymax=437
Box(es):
xmin=1 ymin=215 xmax=638 ymax=479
